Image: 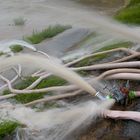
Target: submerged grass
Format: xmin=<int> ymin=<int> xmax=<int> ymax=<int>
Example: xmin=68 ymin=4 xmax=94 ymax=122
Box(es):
xmin=13 ymin=17 xmax=26 ymax=26
xmin=24 ymin=25 xmax=71 ymax=44
xmin=115 ymin=0 xmax=140 ymax=24
xmin=75 ymin=53 xmax=108 ymax=67
xmin=97 ymin=42 xmax=132 ymax=52
xmin=10 ymin=45 xmax=23 ymax=53
xmin=3 ymin=76 xmax=67 ymax=104
xmin=75 ymin=42 xmax=132 ymax=75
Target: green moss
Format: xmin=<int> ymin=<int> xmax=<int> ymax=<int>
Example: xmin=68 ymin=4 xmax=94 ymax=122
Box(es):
xmin=10 ymin=45 xmax=23 ymax=53
xmin=25 ymin=25 xmax=71 ymax=44
xmin=97 ymin=42 xmax=132 ymax=52
xmin=115 ymin=0 xmax=140 ymax=24
xmin=0 ymin=120 xmax=20 ymax=137
xmin=3 ymin=76 xmax=67 ymax=104
xmin=75 ymin=53 xmax=108 ymax=67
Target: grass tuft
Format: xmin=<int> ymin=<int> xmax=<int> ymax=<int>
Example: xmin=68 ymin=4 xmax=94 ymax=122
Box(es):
xmin=13 ymin=17 xmax=26 ymax=26
xmin=115 ymin=0 xmax=140 ymax=24
xmin=3 ymin=76 xmax=67 ymax=104
xmin=10 ymin=45 xmax=23 ymax=53
xmin=97 ymin=42 xmax=132 ymax=52
xmin=75 ymin=53 xmax=108 ymax=67
xmin=0 ymin=120 xmax=20 ymax=137
xmin=25 ymin=25 xmax=71 ymax=44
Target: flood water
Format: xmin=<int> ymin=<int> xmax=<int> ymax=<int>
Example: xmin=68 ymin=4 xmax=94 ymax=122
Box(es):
xmin=1 ymin=0 xmax=140 ymax=140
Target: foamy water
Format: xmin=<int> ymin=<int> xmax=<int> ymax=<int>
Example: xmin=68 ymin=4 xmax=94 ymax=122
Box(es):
xmin=0 ymin=54 xmax=98 ymax=95
xmin=0 ymin=100 xmax=114 ymax=140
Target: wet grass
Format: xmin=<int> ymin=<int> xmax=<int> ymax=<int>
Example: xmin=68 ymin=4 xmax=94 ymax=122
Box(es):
xmin=35 ymin=75 xmax=67 ymax=89
xmin=10 ymin=45 xmax=23 ymax=53
xmin=75 ymin=53 xmax=108 ymax=67
xmin=24 ymin=25 xmax=71 ymax=44
xmin=127 ymin=0 xmax=140 ymax=7
xmin=115 ymin=0 xmax=140 ymax=25
xmin=0 ymin=52 xmax=4 ymax=56
xmin=97 ymin=42 xmax=132 ymax=52
xmin=13 ymin=17 xmax=26 ymax=26
xmin=74 ymin=42 xmax=132 ymax=75
xmin=0 ymin=120 xmax=20 ymax=138
xmin=3 ymin=76 xmax=67 ymax=104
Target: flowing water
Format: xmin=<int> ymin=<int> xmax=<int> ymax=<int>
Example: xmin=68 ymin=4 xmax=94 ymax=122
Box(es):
xmin=0 ymin=40 xmax=36 ymax=53
xmin=0 ymin=100 xmax=114 ymax=140
xmin=0 ymin=53 xmax=114 ymax=140
xmin=0 ymin=0 xmax=140 ymax=139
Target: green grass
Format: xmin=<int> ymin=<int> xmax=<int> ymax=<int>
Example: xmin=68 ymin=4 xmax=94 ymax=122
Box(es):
xmin=3 ymin=76 xmax=67 ymax=104
xmin=127 ymin=0 xmax=140 ymax=7
xmin=115 ymin=0 xmax=140 ymax=24
xmin=97 ymin=42 xmax=132 ymax=52
xmin=35 ymin=75 xmax=67 ymax=89
xmin=24 ymin=25 xmax=71 ymax=44
xmin=10 ymin=45 xmax=23 ymax=53
xmin=0 ymin=120 xmax=20 ymax=137
xmin=75 ymin=53 xmax=108 ymax=67
xmin=74 ymin=42 xmax=132 ymax=70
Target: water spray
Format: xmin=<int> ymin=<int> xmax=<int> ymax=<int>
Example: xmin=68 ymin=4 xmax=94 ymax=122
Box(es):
xmin=95 ymin=80 xmax=130 ymax=105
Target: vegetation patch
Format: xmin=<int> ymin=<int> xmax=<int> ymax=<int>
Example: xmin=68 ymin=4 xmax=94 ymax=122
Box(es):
xmin=75 ymin=53 xmax=108 ymax=67
xmin=35 ymin=75 xmax=67 ymax=89
xmin=127 ymin=0 xmax=140 ymax=7
xmin=13 ymin=17 xmax=26 ymax=26
xmin=10 ymin=45 xmax=23 ymax=53
xmin=97 ymin=42 xmax=132 ymax=52
xmin=24 ymin=25 xmax=72 ymax=44
xmin=14 ymin=93 xmax=44 ymax=104
xmin=115 ymin=0 xmax=140 ymax=24
xmin=0 ymin=120 xmax=20 ymax=138
xmin=0 ymin=52 xmax=4 ymax=56
xmin=77 ymin=70 xmax=90 ymax=76
xmin=3 ymin=76 xmax=67 ymax=104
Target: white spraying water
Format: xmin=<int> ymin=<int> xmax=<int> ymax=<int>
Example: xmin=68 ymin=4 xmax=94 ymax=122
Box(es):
xmin=0 ymin=54 xmax=97 ymax=95
xmin=0 ymin=100 xmax=114 ymax=140
xmin=0 ymin=40 xmax=36 ymax=53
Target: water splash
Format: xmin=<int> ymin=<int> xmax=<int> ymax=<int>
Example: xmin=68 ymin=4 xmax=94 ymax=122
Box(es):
xmin=0 ymin=54 xmax=98 ymax=95
xmin=0 ymin=40 xmax=36 ymax=53
xmin=0 ymin=100 xmax=114 ymax=140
